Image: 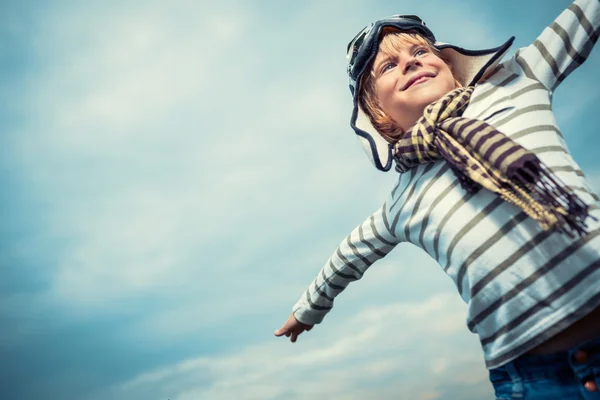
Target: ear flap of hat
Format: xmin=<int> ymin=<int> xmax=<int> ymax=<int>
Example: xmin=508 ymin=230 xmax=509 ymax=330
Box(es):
xmin=352 ymin=101 xmax=394 ymax=171
xmin=437 ymin=37 xmax=515 ymax=87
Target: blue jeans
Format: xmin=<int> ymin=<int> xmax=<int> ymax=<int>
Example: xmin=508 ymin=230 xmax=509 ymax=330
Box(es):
xmin=489 ymin=337 xmax=600 ymax=399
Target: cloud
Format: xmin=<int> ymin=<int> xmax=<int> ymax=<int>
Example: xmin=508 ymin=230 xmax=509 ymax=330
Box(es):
xmin=107 ymin=293 xmax=492 ymax=400
xmin=17 ymin=2 xmax=248 ymax=151
xmin=7 ymin=0 xmax=369 ymax=312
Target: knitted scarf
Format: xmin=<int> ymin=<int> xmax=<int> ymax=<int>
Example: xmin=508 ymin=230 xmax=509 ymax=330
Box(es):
xmin=393 ymin=86 xmax=593 ymax=237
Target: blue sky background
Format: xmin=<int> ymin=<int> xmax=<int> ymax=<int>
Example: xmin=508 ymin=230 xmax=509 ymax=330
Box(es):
xmin=2 ymin=0 xmax=600 ymax=399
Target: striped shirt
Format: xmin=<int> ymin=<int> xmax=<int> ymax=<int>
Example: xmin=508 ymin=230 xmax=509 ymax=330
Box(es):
xmin=293 ymin=0 xmax=600 ymax=369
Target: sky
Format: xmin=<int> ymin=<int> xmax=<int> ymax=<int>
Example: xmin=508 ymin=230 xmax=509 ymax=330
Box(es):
xmin=1 ymin=0 xmax=600 ymax=399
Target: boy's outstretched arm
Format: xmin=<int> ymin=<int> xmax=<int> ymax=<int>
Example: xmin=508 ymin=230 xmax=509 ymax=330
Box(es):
xmin=516 ymin=0 xmax=599 ymax=92
xmin=274 ymin=203 xmax=399 ymax=342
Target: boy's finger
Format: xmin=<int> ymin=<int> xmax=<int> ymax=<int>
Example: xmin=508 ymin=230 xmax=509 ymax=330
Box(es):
xmin=274 ymin=328 xmax=285 ymax=336
xmin=291 ymin=332 xmax=298 ymax=343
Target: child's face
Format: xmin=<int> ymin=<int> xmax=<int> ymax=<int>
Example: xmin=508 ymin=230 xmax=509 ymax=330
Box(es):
xmin=372 ymin=40 xmax=456 ymax=131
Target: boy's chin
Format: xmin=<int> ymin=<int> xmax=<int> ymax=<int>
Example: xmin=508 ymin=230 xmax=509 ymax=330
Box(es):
xmin=413 ymin=88 xmax=453 ymax=110
xmin=396 ymin=95 xmax=450 ymax=130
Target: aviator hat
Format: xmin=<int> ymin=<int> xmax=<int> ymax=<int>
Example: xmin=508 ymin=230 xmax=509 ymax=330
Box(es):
xmin=347 ymin=14 xmax=514 ymax=171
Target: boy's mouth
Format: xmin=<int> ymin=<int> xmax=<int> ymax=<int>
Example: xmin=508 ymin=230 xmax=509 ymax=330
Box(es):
xmin=402 ymin=72 xmax=435 ymax=90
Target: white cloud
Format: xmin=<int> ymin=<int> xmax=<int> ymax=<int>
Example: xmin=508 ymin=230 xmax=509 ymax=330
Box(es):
xmin=9 ymin=0 xmax=376 ymax=311
xmin=430 ymin=357 xmax=449 ymax=374
xmin=106 ymin=293 xmax=492 ymax=400
xmin=19 ymin=2 xmax=247 ymax=151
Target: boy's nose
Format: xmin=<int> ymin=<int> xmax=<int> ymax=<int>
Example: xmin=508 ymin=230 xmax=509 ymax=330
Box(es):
xmin=403 ymin=57 xmax=422 ymax=73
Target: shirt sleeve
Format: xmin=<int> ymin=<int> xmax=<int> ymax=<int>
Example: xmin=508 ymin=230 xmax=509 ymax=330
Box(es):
xmin=515 ymin=0 xmax=600 ymax=92
xmin=291 ymin=202 xmax=400 ymax=325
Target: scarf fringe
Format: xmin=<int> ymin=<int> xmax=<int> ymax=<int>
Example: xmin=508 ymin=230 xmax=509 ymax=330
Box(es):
xmin=507 ymin=161 xmax=595 ymax=237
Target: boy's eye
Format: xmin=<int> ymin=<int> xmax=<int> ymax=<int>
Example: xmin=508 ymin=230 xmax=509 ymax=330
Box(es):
xmin=381 ymin=62 xmax=396 ymax=73
xmin=415 ymin=48 xmax=428 ymax=57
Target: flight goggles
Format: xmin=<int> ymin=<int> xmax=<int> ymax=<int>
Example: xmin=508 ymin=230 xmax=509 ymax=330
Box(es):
xmin=346 ymin=15 xmax=435 ymax=90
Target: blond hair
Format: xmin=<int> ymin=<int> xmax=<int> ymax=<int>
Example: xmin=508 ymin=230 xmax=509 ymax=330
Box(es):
xmin=359 ymin=29 xmax=462 ymax=143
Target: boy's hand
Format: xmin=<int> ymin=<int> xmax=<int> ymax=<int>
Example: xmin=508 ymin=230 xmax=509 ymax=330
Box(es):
xmin=274 ymin=313 xmax=313 ymax=343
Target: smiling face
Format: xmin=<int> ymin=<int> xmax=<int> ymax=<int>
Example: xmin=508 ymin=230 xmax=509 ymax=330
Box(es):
xmin=372 ymin=32 xmax=456 ymax=132
xmin=359 ymin=31 xmax=458 ymax=141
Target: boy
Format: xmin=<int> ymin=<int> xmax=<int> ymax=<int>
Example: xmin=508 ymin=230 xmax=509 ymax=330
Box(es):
xmin=276 ymin=0 xmax=600 ymax=397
